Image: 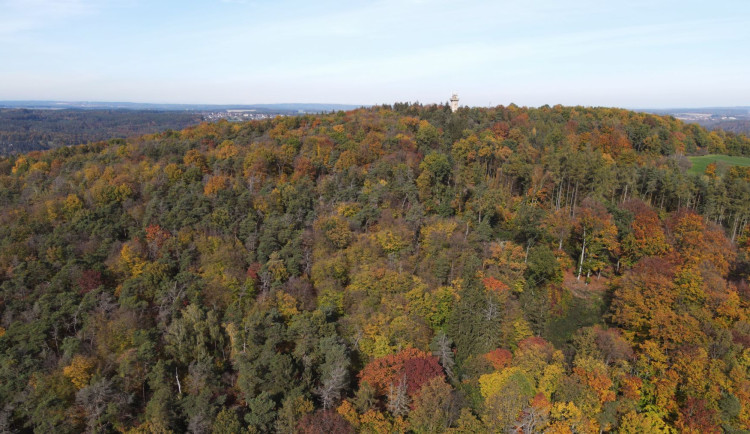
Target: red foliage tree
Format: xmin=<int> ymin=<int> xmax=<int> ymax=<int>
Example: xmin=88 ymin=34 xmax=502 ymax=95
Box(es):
xmin=77 ymin=270 xmax=103 ymax=294
xmin=359 ymin=348 xmax=444 ymax=396
xmin=402 ymin=356 xmax=445 ymax=396
xmin=677 ymin=397 xmax=720 ymax=434
xmin=482 ymin=276 xmax=509 ymax=294
xmin=298 ymin=410 xmax=354 ymax=434
xmin=247 ymin=262 xmax=261 ymax=281
xmin=517 ymin=336 xmax=554 ymax=356
xmin=145 ymin=224 xmax=171 ymax=258
xmin=485 ymin=348 xmax=513 ymax=370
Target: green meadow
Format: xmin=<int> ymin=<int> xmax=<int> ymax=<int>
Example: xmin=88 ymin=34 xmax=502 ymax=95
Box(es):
xmin=687 ymin=154 xmax=750 ymax=175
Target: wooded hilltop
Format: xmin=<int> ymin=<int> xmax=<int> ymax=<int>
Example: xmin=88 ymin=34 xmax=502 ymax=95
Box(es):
xmin=1 ymin=103 xmax=750 ymax=433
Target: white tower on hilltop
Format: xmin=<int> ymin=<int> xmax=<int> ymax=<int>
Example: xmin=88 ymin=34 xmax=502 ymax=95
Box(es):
xmin=449 ymin=93 xmax=459 ymax=113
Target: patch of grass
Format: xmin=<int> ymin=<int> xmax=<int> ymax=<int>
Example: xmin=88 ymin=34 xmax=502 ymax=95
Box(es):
xmin=687 ymin=154 xmax=750 ymax=175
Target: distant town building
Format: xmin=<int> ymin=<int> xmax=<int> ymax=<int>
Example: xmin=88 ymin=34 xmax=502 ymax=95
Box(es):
xmin=449 ymin=93 xmax=459 ymax=113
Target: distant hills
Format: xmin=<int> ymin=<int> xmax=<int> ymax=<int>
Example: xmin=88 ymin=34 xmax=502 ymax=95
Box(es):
xmin=639 ymin=106 xmax=750 ymax=134
xmin=0 ymin=101 xmax=364 ymax=155
xmin=642 ymin=106 xmax=750 ymax=117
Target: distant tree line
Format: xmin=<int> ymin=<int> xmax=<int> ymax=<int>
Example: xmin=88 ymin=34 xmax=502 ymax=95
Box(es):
xmin=702 ymin=120 xmax=750 ymax=136
xmin=0 ymin=109 xmax=204 ymax=155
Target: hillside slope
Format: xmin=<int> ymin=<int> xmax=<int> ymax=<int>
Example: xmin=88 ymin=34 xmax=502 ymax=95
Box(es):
xmin=0 ymin=103 xmax=749 ymax=432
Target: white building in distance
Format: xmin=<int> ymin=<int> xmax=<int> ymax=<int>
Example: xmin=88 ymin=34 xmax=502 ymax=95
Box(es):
xmin=450 ymin=93 xmax=459 ymax=113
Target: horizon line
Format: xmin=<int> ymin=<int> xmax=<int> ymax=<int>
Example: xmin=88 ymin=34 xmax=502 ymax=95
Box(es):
xmin=1 ymin=99 xmax=749 ymax=111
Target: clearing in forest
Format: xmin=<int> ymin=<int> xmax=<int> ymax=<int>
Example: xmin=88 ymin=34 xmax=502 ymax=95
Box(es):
xmin=687 ymin=154 xmax=750 ymax=175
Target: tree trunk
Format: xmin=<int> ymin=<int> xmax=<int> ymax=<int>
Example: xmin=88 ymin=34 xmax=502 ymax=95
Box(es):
xmin=739 ymin=217 xmax=748 ymax=242
xmin=176 ymin=369 xmax=182 ymax=395
xmin=731 ymin=213 xmax=740 ymax=243
xmin=577 ymin=227 xmax=586 ymax=280
xmin=525 ymin=239 xmax=532 ymax=263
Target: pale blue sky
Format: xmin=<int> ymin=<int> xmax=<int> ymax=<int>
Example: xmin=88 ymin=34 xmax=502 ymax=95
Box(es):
xmin=1 ymin=0 xmax=748 ymax=107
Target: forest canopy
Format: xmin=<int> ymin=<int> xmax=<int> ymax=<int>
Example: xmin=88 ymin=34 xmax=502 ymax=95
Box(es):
xmin=0 ymin=109 xmax=204 ymax=155
xmin=0 ymin=103 xmax=749 ymax=433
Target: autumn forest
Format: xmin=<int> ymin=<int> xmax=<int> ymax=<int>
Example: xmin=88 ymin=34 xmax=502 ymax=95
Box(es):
xmin=1 ymin=103 xmax=750 ymax=433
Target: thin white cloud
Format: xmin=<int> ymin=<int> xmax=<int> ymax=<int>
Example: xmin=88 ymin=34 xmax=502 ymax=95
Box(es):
xmin=0 ymin=0 xmax=98 ymax=37
xmin=241 ymin=16 xmax=742 ymax=81
xmin=0 ymin=0 xmax=747 ymax=106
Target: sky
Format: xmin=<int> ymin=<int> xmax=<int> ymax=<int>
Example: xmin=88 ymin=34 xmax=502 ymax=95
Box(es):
xmin=0 ymin=0 xmax=749 ymax=108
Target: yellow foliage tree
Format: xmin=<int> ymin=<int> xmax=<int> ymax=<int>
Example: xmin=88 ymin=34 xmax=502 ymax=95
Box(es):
xmin=336 ymin=400 xmax=360 ymax=429
xmin=618 ymin=410 xmax=674 ymax=433
xmin=484 ymin=241 xmax=527 ymax=292
xmin=63 ymin=355 xmax=96 ymax=390
xmin=266 ymin=252 xmax=289 ymax=282
xmin=705 ymin=162 xmax=717 ymax=179
xmin=216 ymin=140 xmax=239 ymax=159
xmin=274 ymin=291 xmax=300 ymax=319
xmin=184 ymin=149 xmax=209 ymax=173
xmin=547 ymin=402 xmax=599 ymax=434
xmin=204 ymin=175 xmax=229 ymax=196
xmin=11 ymin=157 xmax=29 ymax=174
xmin=62 ymin=194 xmax=83 ymax=217
xmin=120 ymin=242 xmax=147 ymax=277
xmin=358 ymin=410 xmax=406 ymax=434
xmin=479 ymin=366 xmax=535 ymax=400
xmin=419 ymin=220 xmax=458 ymax=254
xmin=163 ymin=163 xmax=182 ymax=182
xmin=374 ymin=230 xmax=408 ymax=255
xmin=316 ymin=215 xmax=352 ymax=249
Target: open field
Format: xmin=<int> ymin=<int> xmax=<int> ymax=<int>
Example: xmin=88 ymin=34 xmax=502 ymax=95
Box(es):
xmin=687 ymin=154 xmax=750 ymax=175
